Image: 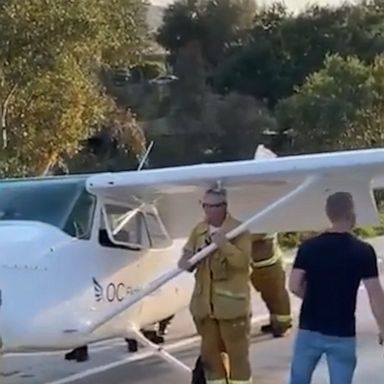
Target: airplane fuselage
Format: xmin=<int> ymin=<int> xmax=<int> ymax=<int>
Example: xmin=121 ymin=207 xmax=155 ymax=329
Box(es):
xmin=0 ymin=176 xmax=195 ymax=354
xmin=0 ymin=220 xmax=194 ymax=353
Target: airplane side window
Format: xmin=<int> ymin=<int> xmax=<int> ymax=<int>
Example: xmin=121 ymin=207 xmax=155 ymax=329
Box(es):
xmin=131 ymin=212 xmax=149 ymax=248
xmin=144 ymin=211 xmax=171 ymax=249
xmin=112 ymin=211 xmax=138 ymax=244
xmin=101 ymin=204 xmax=150 ymax=249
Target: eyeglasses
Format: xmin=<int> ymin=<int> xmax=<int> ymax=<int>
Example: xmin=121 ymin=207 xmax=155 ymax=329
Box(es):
xmin=201 ymin=202 xmax=226 ymax=208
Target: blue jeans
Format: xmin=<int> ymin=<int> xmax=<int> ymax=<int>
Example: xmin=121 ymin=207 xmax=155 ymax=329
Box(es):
xmin=289 ymin=329 xmax=357 ymax=384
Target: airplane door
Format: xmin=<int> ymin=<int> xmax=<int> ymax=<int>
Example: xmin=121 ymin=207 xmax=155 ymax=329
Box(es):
xmin=94 ymin=203 xmax=152 ymax=329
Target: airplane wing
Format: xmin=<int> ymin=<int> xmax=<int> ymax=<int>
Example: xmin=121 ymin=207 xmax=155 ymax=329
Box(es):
xmin=81 ymin=147 xmax=384 ymax=335
xmin=86 ymin=147 xmax=384 ymax=234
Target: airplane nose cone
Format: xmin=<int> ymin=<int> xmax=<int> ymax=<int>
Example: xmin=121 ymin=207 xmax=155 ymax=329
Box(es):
xmin=0 ymin=222 xmax=70 ymax=352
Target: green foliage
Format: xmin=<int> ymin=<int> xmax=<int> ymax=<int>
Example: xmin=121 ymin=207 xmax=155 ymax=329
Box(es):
xmin=278 ymin=209 xmax=384 ymax=250
xmin=5 ymin=54 xmax=110 ymax=176
xmin=212 ymin=0 xmax=384 ymax=107
xmin=97 ymin=0 xmax=150 ymax=67
xmin=278 ymin=231 xmax=317 ymax=250
xmin=0 ymin=0 xmax=149 ymax=177
xmin=157 ymin=0 xmax=256 ymax=68
xmin=208 ymin=92 xmax=277 ymax=161
xmin=171 ymin=40 xmax=206 ymax=118
xmin=67 ymin=107 xmax=147 ymax=173
xmin=157 ymin=0 xmax=205 ymax=58
xmin=276 ymin=53 xmax=384 ymax=152
xmin=150 ymin=0 xmax=384 ymax=172
xmin=130 ymin=61 xmax=164 ymax=81
xmin=146 ymin=90 xmax=277 ymax=166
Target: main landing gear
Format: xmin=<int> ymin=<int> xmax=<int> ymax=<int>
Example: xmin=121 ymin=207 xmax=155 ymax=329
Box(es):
xmin=64 ymin=316 xmax=174 ymax=362
xmin=64 ymin=345 xmax=89 ymax=362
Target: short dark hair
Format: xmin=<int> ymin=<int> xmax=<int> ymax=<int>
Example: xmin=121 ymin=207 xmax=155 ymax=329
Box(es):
xmin=325 ymin=192 xmax=354 ymax=222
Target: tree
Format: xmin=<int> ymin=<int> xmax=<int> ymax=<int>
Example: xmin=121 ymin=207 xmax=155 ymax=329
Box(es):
xmin=213 ymin=0 xmax=384 ymax=108
xmin=275 ymin=54 xmax=384 ymax=153
xmin=1 ymin=55 xmax=110 ymax=176
xmin=201 ymin=0 xmax=256 ymax=69
xmin=67 ymin=108 xmax=147 ymax=173
xmin=145 ymin=89 xmax=277 ymax=167
xmin=157 ymin=0 xmax=256 ymax=69
xmin=171 ymin=39 xmax=206 ymax=119
xmin=211 ymin=92 xmax=277 ymax=161
xmin=0 ymin=0 xmax=149 ymax=177
xmin=156 ymin=0 xmax=206 ymax=66
xmin=97 ymin=0 xmax=150 ymax=67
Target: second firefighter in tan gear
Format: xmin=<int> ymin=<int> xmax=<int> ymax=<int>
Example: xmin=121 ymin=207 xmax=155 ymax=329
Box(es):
xmin=178 ymin=187 xmax=252 ymax=384
xmin=250 ymin=233 xmax=292 ymax=337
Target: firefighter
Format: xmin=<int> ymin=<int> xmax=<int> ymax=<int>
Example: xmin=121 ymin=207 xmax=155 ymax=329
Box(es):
xmin=250 ymin=232 xmax=292 ymax=337
xmin=178 ymin=187 xmax=252 ymax=384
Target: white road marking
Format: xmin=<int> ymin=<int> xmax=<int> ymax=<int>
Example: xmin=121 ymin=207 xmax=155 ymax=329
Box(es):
xmin=44 ymin=337 xmax=198 ymax=384
xmin=44 ymin=315 xmax=269 ymax=384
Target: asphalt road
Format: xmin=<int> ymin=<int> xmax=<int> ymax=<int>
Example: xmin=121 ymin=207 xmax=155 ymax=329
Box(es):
xmin=2 ymin=236 xmax=384 ymax=384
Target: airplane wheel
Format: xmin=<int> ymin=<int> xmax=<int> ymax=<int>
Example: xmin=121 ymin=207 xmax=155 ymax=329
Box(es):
xmin=64 ymin=345 xmax=89 ymax=362
xmin=158 ymin=314 xmax=174 ymax=336
xmin=125 ymin=338 xmax=138 ymax=352
xmin=141 ymin=330 xmax=164 ymax=344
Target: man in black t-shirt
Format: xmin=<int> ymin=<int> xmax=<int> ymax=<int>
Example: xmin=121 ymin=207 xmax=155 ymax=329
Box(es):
xmin=288 ymin=191 xmax=384 ymax=384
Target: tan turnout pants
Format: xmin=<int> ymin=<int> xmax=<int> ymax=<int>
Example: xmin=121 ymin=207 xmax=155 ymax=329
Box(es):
xmin=193 ymin=316 xmax=252 ymax=384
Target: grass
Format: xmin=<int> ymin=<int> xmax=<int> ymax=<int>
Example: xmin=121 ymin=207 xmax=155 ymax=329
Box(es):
xmin=278 ymin=210 xmax=384 ymax=250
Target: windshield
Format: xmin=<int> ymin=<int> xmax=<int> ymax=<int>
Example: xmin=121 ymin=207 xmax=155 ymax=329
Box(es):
xmin=0 ymin=177 xmax=90 ymax=233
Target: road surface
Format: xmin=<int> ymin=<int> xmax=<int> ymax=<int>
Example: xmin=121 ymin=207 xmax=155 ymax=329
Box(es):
xmin=2 ymin=237 xmax=384 ymax=384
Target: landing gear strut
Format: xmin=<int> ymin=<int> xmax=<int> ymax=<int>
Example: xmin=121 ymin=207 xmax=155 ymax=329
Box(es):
xmin=125 ymin=337 xmax=138 ymax=352
xmin=125 ymin=329 xmax=165 ymax=352
xmin=126 ymin=324 xmax=191 ymax=375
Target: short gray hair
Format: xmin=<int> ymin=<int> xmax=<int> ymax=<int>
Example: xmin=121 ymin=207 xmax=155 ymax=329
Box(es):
xmin=204 ymin=186 xmax=227 ymax=202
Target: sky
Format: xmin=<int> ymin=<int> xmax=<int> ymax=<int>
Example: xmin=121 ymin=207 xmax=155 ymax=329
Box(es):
xmin=150 ymin=0 xmax=357 ymax=14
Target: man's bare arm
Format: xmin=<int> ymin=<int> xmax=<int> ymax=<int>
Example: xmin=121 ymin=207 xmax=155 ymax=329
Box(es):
xmin=289 ymin=268 xmax=307 ymax=299
xmin=363 ymin=277 xmax=384 ymax=336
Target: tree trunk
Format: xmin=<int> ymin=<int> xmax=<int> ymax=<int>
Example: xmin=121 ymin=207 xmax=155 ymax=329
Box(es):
xmin=35 ymin=153 xmax=59 ymax=176
xmin=1 ymin=84 xmax=18 ymax=149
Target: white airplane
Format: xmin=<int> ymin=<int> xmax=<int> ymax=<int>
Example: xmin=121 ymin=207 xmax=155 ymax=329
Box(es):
xmin=1 ymin=145 xmax=384 ymax=372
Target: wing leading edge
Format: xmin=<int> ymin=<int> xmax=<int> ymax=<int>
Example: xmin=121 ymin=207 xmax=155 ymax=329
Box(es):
xmin=86 ymin=148 xmax=384 ymax=234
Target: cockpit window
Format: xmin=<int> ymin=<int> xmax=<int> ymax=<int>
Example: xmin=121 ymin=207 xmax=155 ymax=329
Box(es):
xmin=0 ymin=177 xmax=96 ymax=238
xmin=144 ymin=211 xmax=171 ymax=248
xmin=102 ymin=204 xmax=149 ymax=249
xmin=63 ymin=188 xmax=96 ymax=239
xmin=101 ymin=203 xmax=171 ymax=250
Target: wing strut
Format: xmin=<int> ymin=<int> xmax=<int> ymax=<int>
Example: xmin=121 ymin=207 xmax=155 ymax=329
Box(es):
xmin=126 ymin=323 xmax=192 ymax=374
xmin=80 ymin=175 xmax=319 ymax=335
